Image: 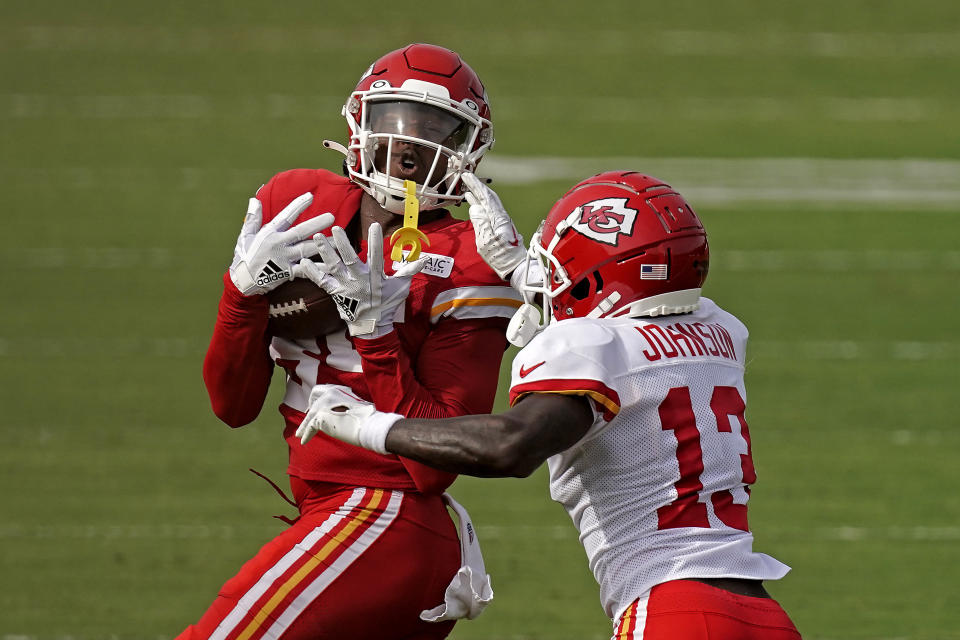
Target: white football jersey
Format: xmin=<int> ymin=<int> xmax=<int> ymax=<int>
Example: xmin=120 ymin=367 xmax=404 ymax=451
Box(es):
xmin=508 ymin=298 xmax=790 ymax=620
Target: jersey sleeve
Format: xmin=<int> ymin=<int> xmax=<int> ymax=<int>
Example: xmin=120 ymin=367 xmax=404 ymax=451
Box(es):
xmin=203 ymin=169 xmax=360 ymax=429
xmin=354 ymin=317 xmax=508 ymax=418
xmin=509 ymin=320 xmax=623 ymax=424
xmin=256 ymin=168 xmax=361 ymax=229
xmin=202 ymin=273 xmax=274 ymax=427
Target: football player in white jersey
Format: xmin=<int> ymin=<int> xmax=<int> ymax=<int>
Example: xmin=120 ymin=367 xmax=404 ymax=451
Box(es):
xmin=298 ymin=171 xmax=802 ymax=639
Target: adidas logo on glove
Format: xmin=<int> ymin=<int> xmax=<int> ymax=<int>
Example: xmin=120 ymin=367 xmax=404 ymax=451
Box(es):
xmin=256 ymin=260 xmax=291 ymax=287
xmin=332 ymin=294 xmax=361 ymax=321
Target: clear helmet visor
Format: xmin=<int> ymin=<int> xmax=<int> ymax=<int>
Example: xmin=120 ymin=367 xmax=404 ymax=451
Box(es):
xmin=357 ymin=100 xmax=478 ymax=209
xmin=367 ymin=101 xmax=472 ymax=151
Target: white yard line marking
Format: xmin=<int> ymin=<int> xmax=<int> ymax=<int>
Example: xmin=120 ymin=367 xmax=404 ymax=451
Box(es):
xmin=2 ymin=158 xmax=959 ymax=207
xmin=480 ymin=157 xmax=960 ymax=208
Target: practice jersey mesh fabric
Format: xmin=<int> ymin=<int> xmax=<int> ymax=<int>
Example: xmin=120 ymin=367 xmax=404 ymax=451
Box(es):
xmin=509 ymin=298 xmax=790 ymax=620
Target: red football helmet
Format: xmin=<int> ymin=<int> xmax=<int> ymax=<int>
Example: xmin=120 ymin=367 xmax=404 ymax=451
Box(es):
xmin=521 ymin=171 xmax=709 ymax=326
xmin=328 ymin=43 xmax=494 ymax=214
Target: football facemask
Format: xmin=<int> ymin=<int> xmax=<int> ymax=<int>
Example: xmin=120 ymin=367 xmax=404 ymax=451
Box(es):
xmin=352 ymin=99 xmax=482 ymax=213
xmin=332 ymin=44 xmax=494 ymax=215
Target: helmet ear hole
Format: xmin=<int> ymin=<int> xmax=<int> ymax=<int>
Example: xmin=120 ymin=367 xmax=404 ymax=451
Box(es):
xmin=569 ymin=271 xmax=603 ymax=301
xmin=569 ymin=278 xmax=590 ymax=301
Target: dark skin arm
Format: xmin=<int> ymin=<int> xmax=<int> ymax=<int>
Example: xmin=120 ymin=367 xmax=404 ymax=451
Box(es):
xmin=383 ymin=393 xmax=595 ymax=478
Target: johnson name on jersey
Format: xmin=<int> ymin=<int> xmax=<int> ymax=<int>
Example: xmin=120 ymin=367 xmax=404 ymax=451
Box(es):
xmin=508 ymin=298 xmax=790 ymax=621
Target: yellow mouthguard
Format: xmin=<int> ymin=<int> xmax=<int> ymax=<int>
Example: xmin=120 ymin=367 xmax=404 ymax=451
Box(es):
xmin=390 ymin=180 xmax=430 ymax=262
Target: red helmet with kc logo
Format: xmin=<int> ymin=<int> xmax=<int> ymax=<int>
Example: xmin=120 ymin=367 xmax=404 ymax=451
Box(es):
xmin=530 ymin=170 xmax=709 ymax=321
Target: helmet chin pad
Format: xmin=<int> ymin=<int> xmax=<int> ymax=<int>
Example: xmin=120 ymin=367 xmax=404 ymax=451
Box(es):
xmin=365 ymin=173 xmax=447 ymax=215
xmin=607 ymin=288 xmax=702 ymax=318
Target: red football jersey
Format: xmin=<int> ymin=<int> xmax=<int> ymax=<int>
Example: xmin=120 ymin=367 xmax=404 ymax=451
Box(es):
xmin=204 ymin=169 xmax=522 ymax=494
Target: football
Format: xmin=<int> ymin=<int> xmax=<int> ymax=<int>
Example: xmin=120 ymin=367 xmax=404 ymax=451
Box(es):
xmin=266 ymin=277 xmax=346 ymax=340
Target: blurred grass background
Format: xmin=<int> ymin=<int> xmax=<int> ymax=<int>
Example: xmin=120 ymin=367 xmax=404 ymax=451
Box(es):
xmin=1 ymin=1 xmax=958 ymax=638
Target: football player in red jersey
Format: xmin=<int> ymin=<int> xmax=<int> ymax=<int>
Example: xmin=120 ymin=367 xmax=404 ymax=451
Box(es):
xmin=302 ymin=172 xmax=803 ymax=639
xmin=184 ymin=44 xmax=522 ymax=640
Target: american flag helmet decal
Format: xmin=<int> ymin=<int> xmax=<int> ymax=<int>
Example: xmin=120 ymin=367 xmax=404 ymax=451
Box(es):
xmin=640 ymin=264 xmax=668 ymax=280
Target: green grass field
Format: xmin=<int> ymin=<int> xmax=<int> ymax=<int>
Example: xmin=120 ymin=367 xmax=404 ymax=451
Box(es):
xmin=2 ymin=1 xmax=958 ymax=638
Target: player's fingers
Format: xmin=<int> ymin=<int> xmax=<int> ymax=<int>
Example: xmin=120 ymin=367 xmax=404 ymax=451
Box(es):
xmin=268 ymin=192 xmax=314 ymax=232
xmin=312 ymin=232 xmax=341 ymax=270
xmin=294 ymin=257 xmax=327 ymax=283
xmin=296 ymin=418 xmax=316 ymax=445
xmin=282 ymin=211 xmax=334 ymax=244
xmin=330 ymin=226 xmax=359 ymax=266
xmin=460 ymin=172 xmax=485 ymax=202
xmin=492 ymin=212 xmax=516 ymax=235
xmin=471 ymin=216 xmax=493 ymax=245
xmin=366 ymin=223 xmax=384 ymax=275
xmin=240 ymin=198 xmax=263 ymax=236
xmin=288 ymin=238 xmax=320 ymax=262
xmin=393 ymin=256 xmax=425 ymax=278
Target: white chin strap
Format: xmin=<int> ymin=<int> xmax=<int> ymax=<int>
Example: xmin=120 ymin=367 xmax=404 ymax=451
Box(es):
xmin=586 ymin=292 xmax=622 ymax=318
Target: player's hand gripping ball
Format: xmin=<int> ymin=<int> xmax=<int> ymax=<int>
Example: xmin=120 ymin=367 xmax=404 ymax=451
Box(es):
xmin=266 ymin=263 xmax=346 ymax=339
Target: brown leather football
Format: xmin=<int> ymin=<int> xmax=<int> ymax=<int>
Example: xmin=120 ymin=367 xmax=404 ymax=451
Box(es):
xmin=266 ymin=277 xmax=346 ymax=339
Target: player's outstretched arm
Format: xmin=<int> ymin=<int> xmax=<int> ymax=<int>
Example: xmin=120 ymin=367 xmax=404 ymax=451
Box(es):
xmin=300 ymin=384 xmax=593 ymax=478
xmin=390 ymin=393 xmax=593 ymax=477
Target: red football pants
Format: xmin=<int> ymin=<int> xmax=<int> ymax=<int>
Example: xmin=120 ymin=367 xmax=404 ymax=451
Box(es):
xmin=614 ymin=579 xmax=802 ymax=639
xmin=176 ymin=481 xmax=461 ymax=640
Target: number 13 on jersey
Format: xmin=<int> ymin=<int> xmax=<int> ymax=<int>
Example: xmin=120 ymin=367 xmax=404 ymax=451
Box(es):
xmin=657 ymin=385 xmax=756 ymax=532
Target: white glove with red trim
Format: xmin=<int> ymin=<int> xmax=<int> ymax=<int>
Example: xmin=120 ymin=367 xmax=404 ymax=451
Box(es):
xmin=229 ymin=193 xmax=334 ymax=296
xmin=461 ymin=172 xmax=526 ymax=280
xmin=297 ymin=384 xmax=403 ymax=453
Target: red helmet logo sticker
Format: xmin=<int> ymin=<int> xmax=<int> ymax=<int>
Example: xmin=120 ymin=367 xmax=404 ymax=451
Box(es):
xmin=570 ymin=198 xmax=638 ymax=246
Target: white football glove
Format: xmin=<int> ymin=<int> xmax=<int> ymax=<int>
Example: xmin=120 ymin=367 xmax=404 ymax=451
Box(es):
xmin=229 ymin=193 xmax=334 ymax=296
xmin=297 ymin=384 xmax=403 ymax=453
xmin=461 ymin=172 xmax=526 ymax=280
xmin=294 ymin=222 xmax=424 ymax=339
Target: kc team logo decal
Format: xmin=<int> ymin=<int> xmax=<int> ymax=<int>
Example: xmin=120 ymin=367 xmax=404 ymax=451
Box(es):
xmin=569 ymin=198 xmax=638 ymax=246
